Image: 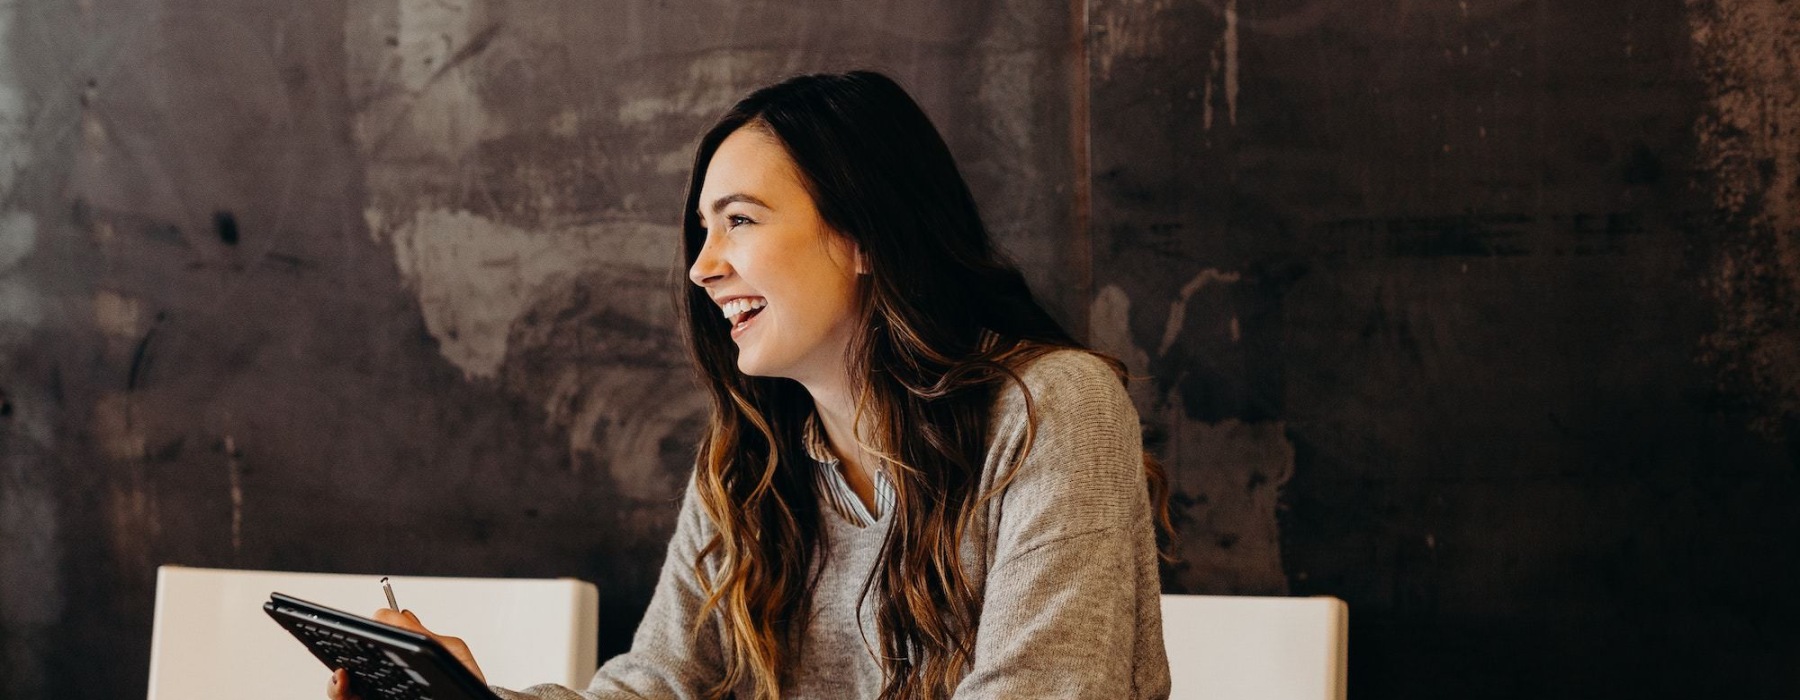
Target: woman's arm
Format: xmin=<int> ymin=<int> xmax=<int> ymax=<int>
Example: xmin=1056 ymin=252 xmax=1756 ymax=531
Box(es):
xmin=493 ymin=474 xmax=728 ymax=700
xmin=952 ymin=351 xmax=1170 ymax=699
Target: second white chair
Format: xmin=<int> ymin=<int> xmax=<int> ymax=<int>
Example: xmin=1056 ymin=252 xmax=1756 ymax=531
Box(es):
xmin=1162 ymin=594 xmax=1349 ymax=700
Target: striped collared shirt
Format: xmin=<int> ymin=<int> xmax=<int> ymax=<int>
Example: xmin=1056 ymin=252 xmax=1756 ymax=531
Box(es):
xmin=802 ymin=411 xmax=895 ymax=527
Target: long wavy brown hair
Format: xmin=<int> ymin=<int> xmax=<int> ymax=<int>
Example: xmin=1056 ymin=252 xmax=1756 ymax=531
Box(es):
xmin=676 ymin=71 xmax=1172 ymax=699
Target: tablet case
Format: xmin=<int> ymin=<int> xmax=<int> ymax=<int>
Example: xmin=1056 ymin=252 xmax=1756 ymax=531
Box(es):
xmin=264 ymin=592 xmax=502 ymax=700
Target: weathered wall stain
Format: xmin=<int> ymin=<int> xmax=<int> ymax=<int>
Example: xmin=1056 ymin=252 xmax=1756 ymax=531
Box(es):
xmin=2 ymin=1 xmax=1089 ymax=696
xmin=382 ymin=207 xmax=635 ymax=380
xmin=1092 ymin=0 xmax=1798 ymax=697
xmin=1206 ymin=0 xmax=1237 ymax=131
xmin=500 ymin=266 xmax=707 ymax=500
xmin=1689 ymin=0 xmax=1800 ymax=436
xmin=3 ymin=0 xmax=1799 ymax=698
xmin=344 ymin=0 xmax=1090 ymax=506
xmin=1091 ymin=279 xmax=1295 ymax=596
xmin=0 ymin=2 xmax=43 ymax=357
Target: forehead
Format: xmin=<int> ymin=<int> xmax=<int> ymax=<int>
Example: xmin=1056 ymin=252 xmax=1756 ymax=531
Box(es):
xmin=698 ymin=126 xmax=804 ymax=201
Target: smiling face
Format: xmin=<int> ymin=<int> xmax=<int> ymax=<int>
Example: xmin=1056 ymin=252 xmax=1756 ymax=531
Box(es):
xmin=689 ymin=125 xmax=865 ymax=385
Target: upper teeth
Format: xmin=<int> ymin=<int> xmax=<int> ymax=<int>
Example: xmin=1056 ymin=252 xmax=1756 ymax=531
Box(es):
xmin=720 ymin=297 xmax=768 ymax=319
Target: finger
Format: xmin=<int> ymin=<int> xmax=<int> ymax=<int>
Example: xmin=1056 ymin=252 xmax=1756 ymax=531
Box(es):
xmin=371 ymin=608 xmax=428 ymax=634
xmin=327 ymin=668 xmax=359 ymax=700
xmin=371 ymin=610 xmax=484 ymax=683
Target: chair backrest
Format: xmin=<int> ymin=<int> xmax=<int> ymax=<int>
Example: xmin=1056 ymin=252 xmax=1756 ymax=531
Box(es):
xmin=1161 ymin=594 xmax=1348 ymax=700
xmin=146 ymin=565 xmax=599 ymax=700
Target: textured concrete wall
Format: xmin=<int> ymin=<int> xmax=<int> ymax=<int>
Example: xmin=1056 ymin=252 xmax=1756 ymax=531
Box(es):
xmin=0 ymin=0 xmax=1796 ymax=698
xmin=0 ymin=1 xmax=1082 ymax=697
xmin=1087 ymin=0 xmax=1800 ymax=697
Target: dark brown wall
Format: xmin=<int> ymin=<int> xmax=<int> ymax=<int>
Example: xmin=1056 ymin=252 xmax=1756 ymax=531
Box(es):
xmin=1089 ymin=1 xmax=1800 ymax=697
xmin=0 ymin=1 xmax=1795 ymax=698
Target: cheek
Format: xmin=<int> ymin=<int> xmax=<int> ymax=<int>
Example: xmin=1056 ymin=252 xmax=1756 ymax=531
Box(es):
xmin=738 ymin=238 xmax=860 ymax=332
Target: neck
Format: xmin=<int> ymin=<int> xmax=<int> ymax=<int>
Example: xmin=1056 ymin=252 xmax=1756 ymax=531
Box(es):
xmin=798 ymin=372 xmax=875 ymax=479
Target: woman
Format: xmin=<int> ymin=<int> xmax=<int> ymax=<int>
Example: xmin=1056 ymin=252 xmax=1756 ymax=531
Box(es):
xmin=330 ymin=70 xmax=1173 ymax=699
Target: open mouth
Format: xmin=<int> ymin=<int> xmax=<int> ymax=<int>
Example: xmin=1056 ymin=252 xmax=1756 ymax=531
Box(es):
xmin=721 ymin=297 xmax=768 ymax=335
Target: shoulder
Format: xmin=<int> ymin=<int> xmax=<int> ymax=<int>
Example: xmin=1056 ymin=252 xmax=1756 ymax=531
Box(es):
xmin=980 ymin=349 xmax=1147 ymax=544
xmin=992 ymin=348 xmax=1133 ymax=424
xmin=1016 ymin=347 xmax=1124 ymax=386
xmin=986 ymin=348 xmax=1142 ymax=481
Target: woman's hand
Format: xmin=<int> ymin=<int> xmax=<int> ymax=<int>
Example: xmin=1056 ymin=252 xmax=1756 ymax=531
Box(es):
xmin=323 ymin=609 xmax=488 ymax=700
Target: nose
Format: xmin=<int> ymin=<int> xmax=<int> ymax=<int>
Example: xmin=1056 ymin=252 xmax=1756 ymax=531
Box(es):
xmin=688 ymin=230 xmax=730 ymax=287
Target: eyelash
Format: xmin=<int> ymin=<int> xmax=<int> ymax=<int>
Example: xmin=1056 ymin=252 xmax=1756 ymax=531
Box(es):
xmin=697 ymin=214 xmax=755 ymax=231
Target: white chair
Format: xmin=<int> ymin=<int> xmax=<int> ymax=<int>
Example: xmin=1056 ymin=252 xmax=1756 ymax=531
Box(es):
xmin=147 ymin=565 xmax=600 ymax=700
xmin=1161 ymin=594 xmax=1349 ymax=700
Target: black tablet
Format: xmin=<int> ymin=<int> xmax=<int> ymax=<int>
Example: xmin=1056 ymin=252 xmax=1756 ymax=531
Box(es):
xmin=263 ymin=591 xmax=501 ymax=700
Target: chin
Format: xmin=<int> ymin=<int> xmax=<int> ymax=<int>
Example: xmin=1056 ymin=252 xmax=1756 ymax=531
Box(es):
xmin=734 ymin=350 xmax=798 ymax=381
xmin=734 ymin=350 xmax=774 ymax=378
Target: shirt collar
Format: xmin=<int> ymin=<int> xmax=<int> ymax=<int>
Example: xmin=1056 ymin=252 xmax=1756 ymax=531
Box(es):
xmin=801 ymin=410 xmax=839 ymax=466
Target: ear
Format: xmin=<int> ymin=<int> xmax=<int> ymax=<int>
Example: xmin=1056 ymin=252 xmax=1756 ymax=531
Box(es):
xmin=855 ymin=247 xmax=871 ymax=275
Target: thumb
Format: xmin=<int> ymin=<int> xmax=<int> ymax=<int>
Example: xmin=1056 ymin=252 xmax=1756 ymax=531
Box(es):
xmin=328 ymin=667 xmax=362 ymax=700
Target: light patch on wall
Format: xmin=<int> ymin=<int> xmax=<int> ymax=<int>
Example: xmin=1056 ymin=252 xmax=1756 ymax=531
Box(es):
xmin=92 ymin=392 xmax=146 ymax=459
xmin=92 ymin=290 xmax=147 ymax=358
xmin=92 ymin=290 xmax=142 ymax=336
xmin=1091 ymin=285 xmax=1151 ymax=372
xmin=1223 ymin=0 xmax=1239 ymax=127
xmin=0 ymin=211 xmax=35 ymax=271
xmin=384 ymin=207 xmax=668 ymax=380
xmin=1161 ymin=268 xmax=1241 ymax=355
xmin=1093 ymin=0 xmax=1179 ymax=81
xmin=1090 ymin=284 xmax=1153 ymax=404
xmin=1201 ymin=0 xmax=1240 ymax=130
xmin=388 ymin=207 xmax=588 ymax=379
xmin=348 ymin=0 xmax=495 ymax=164
xmin=99 ymin=393 xmax=159 ymax=576
xmin=1689 ymin=0 xmax=1800 ymax=436
xmin=105 ymin=476 xmax=161 ymax=581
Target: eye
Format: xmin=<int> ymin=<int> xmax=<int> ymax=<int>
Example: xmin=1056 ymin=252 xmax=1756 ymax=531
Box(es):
xmin=727 ymin=214 xmax=755 ymax=229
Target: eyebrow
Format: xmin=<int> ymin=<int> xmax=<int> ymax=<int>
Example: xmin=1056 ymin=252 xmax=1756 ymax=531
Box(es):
xmin=697 ymin=193 xmax=771 ymax=222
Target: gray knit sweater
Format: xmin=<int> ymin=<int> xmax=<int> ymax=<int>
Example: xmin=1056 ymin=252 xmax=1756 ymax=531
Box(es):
xmin=493 ymin=350 xmax=1170 ymax=699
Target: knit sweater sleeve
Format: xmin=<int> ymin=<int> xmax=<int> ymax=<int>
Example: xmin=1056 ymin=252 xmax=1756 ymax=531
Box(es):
xmin=492 ymin=475 xmax=727 ymax=700
xmin=951 ymin=350 xmax=1170 ymax=699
